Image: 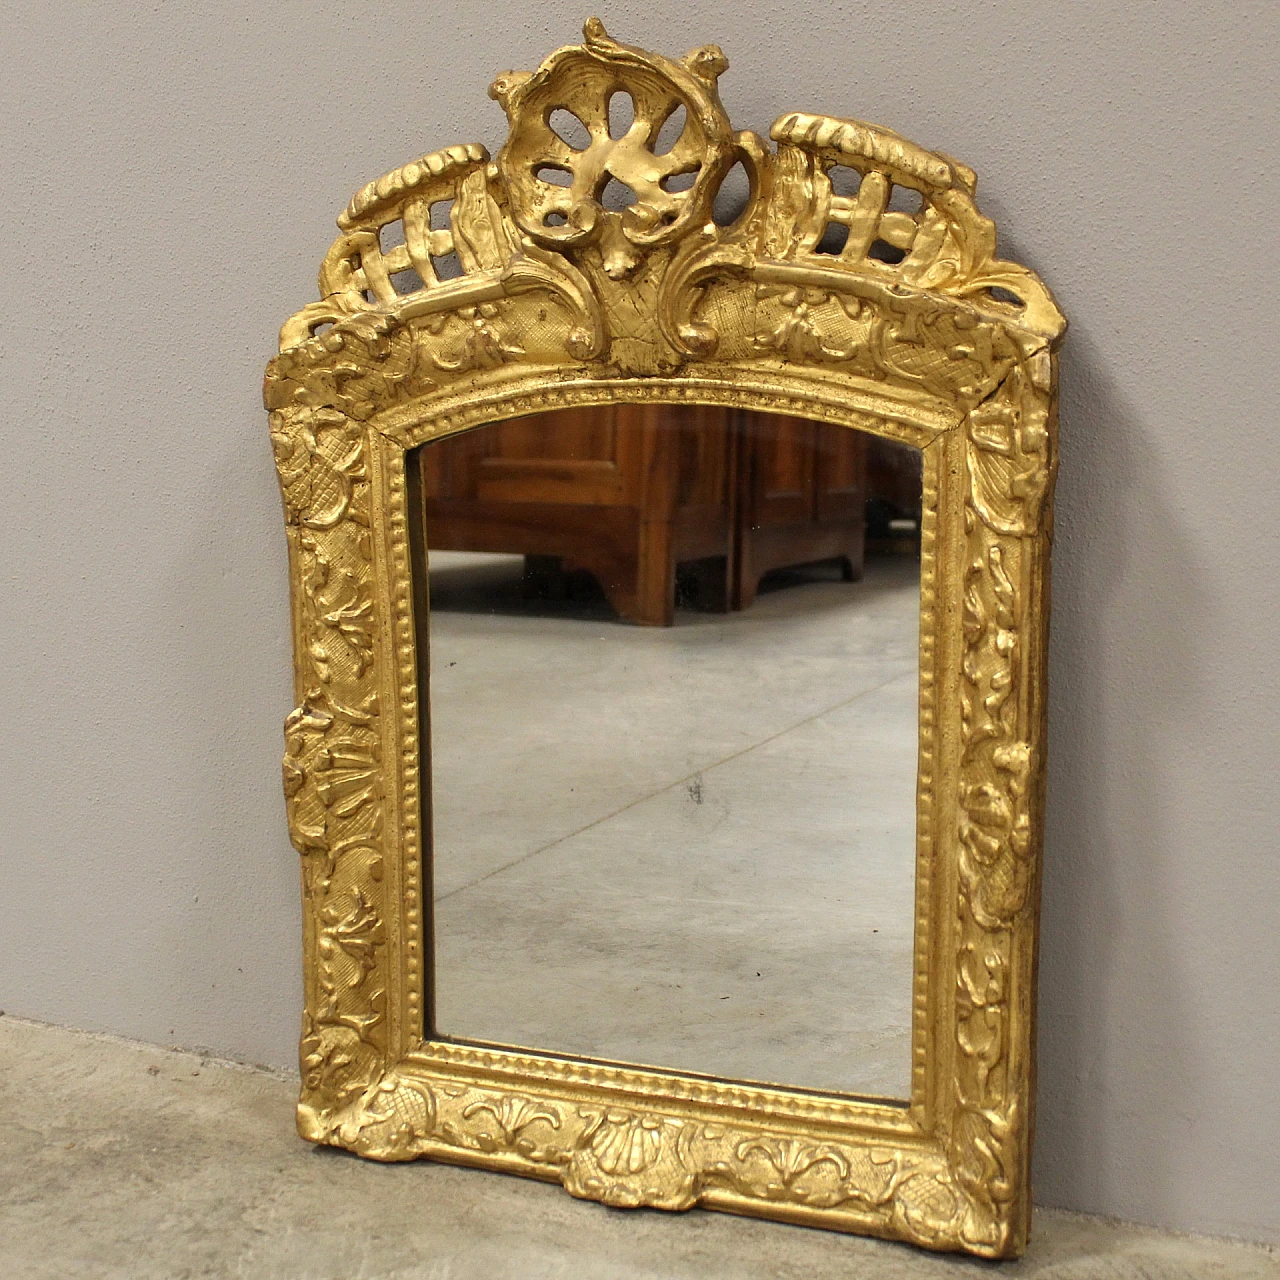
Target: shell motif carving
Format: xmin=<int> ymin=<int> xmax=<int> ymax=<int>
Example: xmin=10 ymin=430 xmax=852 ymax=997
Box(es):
xmin=564 ymin=1110 xmax=699 ymax=1209
xmin=492 ymin=18 xmax=736 ymax=282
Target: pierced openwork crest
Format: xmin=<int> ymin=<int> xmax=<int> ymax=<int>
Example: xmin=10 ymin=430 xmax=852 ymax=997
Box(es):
xmin=266 ymin=19 xmax=1063 ymax=1259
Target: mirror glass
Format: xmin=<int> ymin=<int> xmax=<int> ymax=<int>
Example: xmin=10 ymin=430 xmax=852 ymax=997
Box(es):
xmin=413 ymin=404 xmax=922 ymax=1099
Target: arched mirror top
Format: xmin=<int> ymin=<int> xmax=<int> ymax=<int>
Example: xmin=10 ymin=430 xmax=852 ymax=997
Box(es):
xmin=266 ymin=18 xmax=1063 ymax=450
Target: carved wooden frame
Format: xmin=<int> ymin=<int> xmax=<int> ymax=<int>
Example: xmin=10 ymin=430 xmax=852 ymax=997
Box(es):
xmin=266 ymin=20 xmax=1064 ymax=1259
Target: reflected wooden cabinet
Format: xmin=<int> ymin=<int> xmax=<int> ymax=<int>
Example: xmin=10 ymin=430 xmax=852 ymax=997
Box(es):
xmin=418 ymin=405 xmax=866 ymax=625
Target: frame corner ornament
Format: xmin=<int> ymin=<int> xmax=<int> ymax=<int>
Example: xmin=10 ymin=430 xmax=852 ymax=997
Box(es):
xmin=266 ymin=18 xmax=1062 ymax=1259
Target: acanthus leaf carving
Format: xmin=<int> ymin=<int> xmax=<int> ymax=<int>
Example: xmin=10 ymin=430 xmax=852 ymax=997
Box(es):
xmin=282 ymin=687 xmax=382 ymax=906
xmin=460 ymin=1095 xmax=564 ymax=1160
xmin=958 ymin=529 xmax=1037 ymax=932
xmin=300 ymin=530 xmax=375 ymax=681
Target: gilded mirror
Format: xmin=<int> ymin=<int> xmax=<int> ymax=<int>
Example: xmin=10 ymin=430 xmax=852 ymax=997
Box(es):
xmin=267 ymin=19 xmax=1063 ymax=1258
xmin=421 ymin=406 xmax=922 ymax=1100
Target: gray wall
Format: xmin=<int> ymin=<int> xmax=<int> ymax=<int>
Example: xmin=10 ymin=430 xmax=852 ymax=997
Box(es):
xmin=3 ymin=0 xmax=1276 ymax=1246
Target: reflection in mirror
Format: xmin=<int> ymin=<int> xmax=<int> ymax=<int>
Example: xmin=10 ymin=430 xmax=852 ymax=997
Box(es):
xmin=412 ymin=405 xmax=922 ymax=1099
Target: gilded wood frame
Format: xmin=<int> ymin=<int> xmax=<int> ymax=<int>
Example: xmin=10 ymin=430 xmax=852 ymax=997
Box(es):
xmin=265 ymin=21 xmax=1064 ymax=1259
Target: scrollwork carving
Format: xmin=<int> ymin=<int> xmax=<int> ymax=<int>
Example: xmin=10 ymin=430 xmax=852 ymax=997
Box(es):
xmin=270 ymin=399 xmax=365 ymax=531
xmin=491 ymin=19 xmax=736 ymax=280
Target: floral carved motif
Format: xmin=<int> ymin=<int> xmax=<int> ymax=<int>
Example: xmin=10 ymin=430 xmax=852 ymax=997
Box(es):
xmin=266 ymin=18 xmax=1062 ymax=1260
xmin=427 ymin=303 xmax=525 ymax=373
xmin=754 ymin=285 xmax=862 ymax=363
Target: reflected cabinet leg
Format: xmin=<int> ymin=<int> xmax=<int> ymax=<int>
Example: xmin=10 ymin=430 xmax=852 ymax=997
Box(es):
xmin=731 ymin=411 xmax=868 ymax=606
xmin=609 ymin=405 xmax=678 ymax=626
xmin=841 ymin=521 xmax=866 ymax=582
xmin=595 ymin=540 xmax=675 ymax=626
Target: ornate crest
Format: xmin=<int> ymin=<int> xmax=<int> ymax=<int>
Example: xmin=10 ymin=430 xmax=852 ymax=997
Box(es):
xmin=266 ymin=20 xmax=1062 ymax=1259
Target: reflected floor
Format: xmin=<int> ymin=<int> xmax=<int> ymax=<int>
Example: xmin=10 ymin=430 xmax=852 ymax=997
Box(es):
xmin=428 ymin=552 xmax=919 ymax=1100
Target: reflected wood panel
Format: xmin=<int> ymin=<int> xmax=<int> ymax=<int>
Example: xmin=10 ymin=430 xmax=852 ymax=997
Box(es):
xmin=419 ymin=405 xmax=866 ymax=624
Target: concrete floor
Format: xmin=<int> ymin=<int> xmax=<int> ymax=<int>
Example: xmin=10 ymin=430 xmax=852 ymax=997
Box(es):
xmin=427 ymin=552 xmax=919 ymax=1097
xmin=2 ymin=1018 xmax=1276 ymax=1280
